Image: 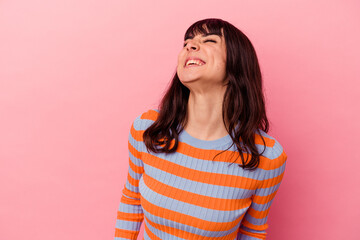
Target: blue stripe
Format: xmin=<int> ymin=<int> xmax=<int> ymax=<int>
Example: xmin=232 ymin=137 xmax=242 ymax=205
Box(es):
xmin=145 ymin=164 xmax=255 ymax=199
xmin=115 ymin=219 xmax=143 ymax=231
xmin=249 ymin=198 xmax=275 ymax=211
xmin=244 ymin=212 xmax=268 ymax=226
xmin=141 ymin=183 xmax=250 ymax=222
xmin=119 ymin=202 xmax=143 ymax=213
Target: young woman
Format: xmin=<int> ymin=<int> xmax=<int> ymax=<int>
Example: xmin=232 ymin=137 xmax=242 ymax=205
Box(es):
xmin=114 ymin=18 xmax=287 ymax=240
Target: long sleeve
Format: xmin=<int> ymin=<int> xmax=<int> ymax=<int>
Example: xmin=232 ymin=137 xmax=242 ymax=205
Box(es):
xmin=237 ymin=139 xmax=287 ymax=240
xmin=114 ymin=118 xmax=145 ymax=240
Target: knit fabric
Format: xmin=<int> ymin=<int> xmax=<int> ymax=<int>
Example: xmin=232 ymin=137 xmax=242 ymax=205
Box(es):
xmin=114 ymin=109 xmax=287 ymax=240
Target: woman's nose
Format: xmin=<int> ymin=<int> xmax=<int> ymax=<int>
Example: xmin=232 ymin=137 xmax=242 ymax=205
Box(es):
xmin=186 ymin=41 xmax=199 ymax=51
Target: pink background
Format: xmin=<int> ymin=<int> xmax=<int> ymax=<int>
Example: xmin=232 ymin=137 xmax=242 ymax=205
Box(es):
xmin=1 ymin=0 xmax=359 ymax=239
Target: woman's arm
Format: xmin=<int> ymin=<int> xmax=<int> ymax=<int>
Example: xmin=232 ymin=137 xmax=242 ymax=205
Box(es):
xmin=114 ymin=117 xmax=145 ymax=240
xmin=237 ymin=139 xmax=287 ymax=240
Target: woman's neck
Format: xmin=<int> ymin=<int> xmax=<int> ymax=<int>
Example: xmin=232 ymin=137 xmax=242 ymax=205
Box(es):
xmin=184 ymin=86 xmax=229 ymax=141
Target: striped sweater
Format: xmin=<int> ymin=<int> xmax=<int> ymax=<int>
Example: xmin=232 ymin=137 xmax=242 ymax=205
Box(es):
xmin=114 ymin=109 xmax=287 ymax=240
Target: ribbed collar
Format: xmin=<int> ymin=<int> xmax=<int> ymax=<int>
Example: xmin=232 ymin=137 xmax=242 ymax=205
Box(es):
xmin=178 ymin=128 xmax=233 ymax=149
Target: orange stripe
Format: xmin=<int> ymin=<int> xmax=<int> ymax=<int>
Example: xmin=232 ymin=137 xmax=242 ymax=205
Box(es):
xmin=126 ymin=168 xmax=139 ymax=188
xmin=262 ymin=171 xmax=285 ymax=188
xmin=144 ymin=213 xmax=239 ymax=240
xmin=144 ymin=173 xmax=252 ymax=211
xmin=129 ymin=154 xmax=144 ymax=174
xmin=267 ymin=151 xmax=287 ymax=169
xmin=117 ymin=211 xmax=144 ymax=222
xmin=141 ymin=195 xmax=243 ymax=232
xmin=141 ymin=109 xmax=159 ymax=121
xmin=246 ymin=207 xmax=270 ymax=220
xmin=128 ymin=142 xmax=142 ymax=166
xmin=176 ymin=141 xmax=246 ymax=163
xmin=254 ymin=151 xmax=286 ymax=171
xmin=143 ymin=151 xmax=260 ymax=189
xmin=121 ymin=157 xmax=142 ymax=199
xmin=143 ymin=217 xmax=164 ymax=240
xmin=240 ymin=218 xmax=268 ymax=232
xmin=254 ymin=134 xmax=275 ymax=148
xmin=177 ymin=142 xmax=284 ymax=171
xmin=252 ymin=190 xmax=279 ymax=205
xmin=115 ymin=228 xmax=140 ymax=239
xmin=122 ymin=186 xmax=140 ymax=200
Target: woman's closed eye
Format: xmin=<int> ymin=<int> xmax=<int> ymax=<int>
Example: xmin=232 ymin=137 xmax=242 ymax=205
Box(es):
xmin=183 ymin=39 xmax=217 ymax=47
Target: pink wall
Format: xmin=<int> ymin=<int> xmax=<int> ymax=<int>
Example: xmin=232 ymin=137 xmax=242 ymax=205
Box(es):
xmin=1 ymin=0 xmax=359 ymax=239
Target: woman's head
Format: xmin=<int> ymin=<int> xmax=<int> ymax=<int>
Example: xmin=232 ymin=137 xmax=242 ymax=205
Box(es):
xmin=143 ymin=18 xmax=269 ymax=170
xmin=177 ymin=19 xmax=263 ymax=96
xmin=177 ymin=23 xmax=228 ymax=89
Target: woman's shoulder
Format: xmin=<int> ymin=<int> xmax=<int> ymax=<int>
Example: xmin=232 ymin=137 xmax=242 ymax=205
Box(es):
xmin=254 ymin=129 xmax=287 ymax=168
xmin=132 ymin=108 xmax=159 ymax=129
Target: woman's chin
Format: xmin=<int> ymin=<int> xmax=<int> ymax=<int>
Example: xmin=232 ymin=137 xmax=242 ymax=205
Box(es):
xmin=179 ymin=77 xmax=201 ymax=85
xmin=178 ymin=72 xmax=203 ymax=82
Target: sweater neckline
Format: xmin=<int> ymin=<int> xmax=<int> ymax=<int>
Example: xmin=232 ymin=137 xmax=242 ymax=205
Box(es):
xmin=179 ymin=128 xmax=233 ymax=149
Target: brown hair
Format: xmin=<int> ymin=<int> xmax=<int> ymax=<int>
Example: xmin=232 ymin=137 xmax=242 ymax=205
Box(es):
xmin=143 ymin=18 xmax=269 ymax=170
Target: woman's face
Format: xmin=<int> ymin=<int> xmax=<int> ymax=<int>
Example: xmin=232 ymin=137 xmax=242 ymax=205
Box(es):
xmin=177 ymin=28 xmax=227 ymax=88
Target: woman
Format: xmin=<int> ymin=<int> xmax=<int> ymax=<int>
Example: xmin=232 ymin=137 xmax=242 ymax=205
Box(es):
xmin=114 ymin=18 xmax=287 ymax=240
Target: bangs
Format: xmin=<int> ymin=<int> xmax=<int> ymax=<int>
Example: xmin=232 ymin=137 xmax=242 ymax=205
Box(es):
xmin=184 ymin=19 xmax=224 ymax=41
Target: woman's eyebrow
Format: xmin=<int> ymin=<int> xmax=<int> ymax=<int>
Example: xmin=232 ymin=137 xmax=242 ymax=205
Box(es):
xmin=185 ymin=33 xmax=221 ymax=41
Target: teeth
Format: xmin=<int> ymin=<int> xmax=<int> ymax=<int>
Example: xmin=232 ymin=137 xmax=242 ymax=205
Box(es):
xmin=186 ymin=59 xmax=205 ymax=66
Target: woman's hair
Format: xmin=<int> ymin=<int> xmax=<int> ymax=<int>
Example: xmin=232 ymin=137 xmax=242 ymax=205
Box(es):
xmin=143 ymin=18 xmax=269 ymax=170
